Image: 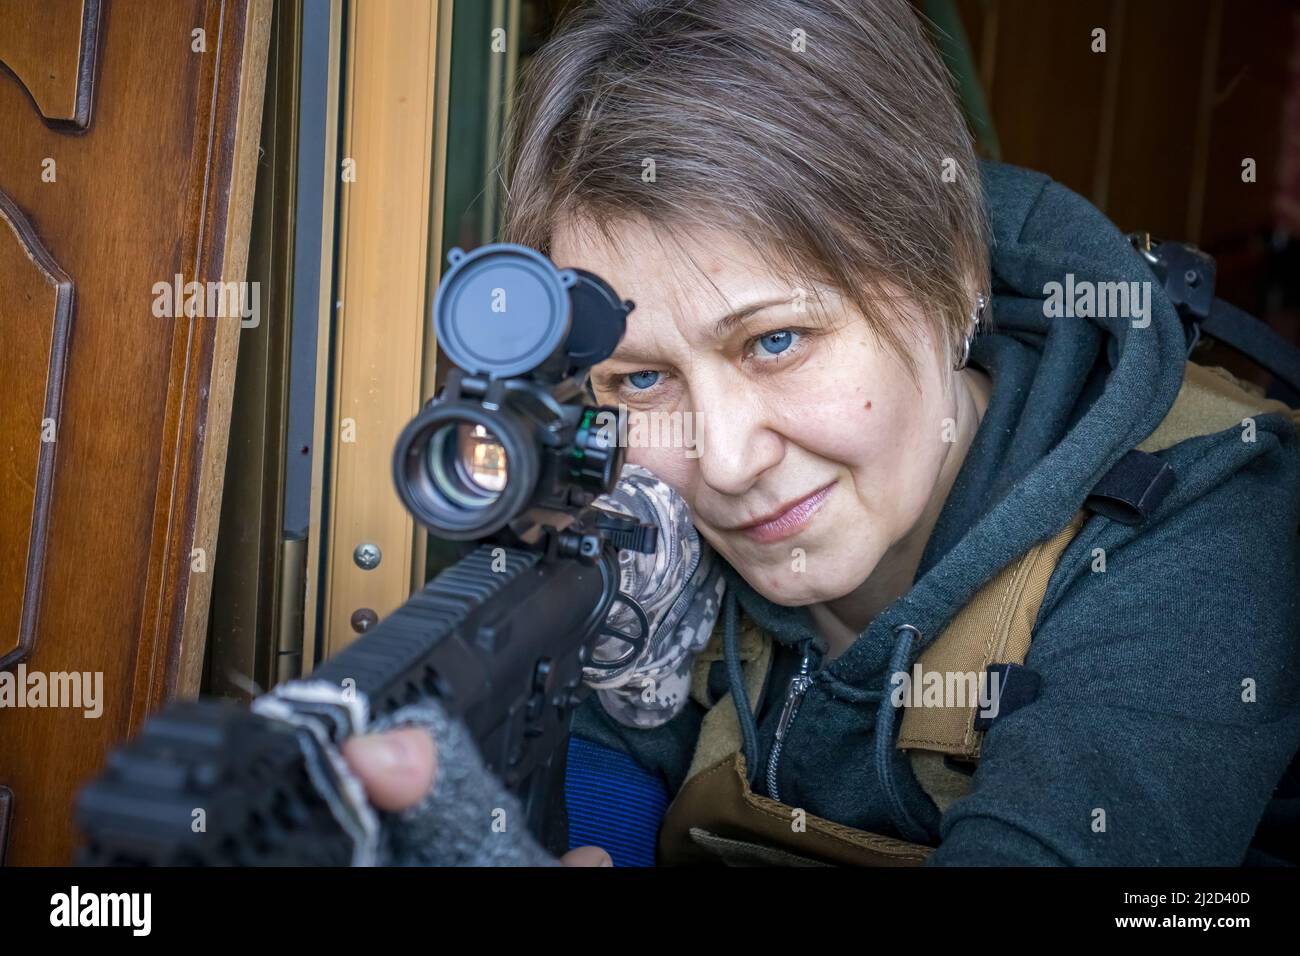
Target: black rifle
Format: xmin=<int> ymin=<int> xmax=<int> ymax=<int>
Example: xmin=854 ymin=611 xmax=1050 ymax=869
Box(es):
xmin=76 ymin=244 xmax=651 ymax=865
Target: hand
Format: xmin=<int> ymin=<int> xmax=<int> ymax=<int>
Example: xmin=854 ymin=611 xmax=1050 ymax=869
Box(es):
xmin=342 ymin=728 xmax=613 ymax=866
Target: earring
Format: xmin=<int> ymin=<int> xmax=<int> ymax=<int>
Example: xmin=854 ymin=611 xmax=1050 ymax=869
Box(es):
xmin=954 ymin=293 xmax=986 ymax=371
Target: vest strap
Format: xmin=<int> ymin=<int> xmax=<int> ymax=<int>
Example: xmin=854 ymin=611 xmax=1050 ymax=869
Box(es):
xmin=895 ymin=509 xmax=1087 ymax=758
xmin=972 ymin=662 xmax=1041 ymax=731
xmin=1085 ymin=449 xmax=1175 ymax=524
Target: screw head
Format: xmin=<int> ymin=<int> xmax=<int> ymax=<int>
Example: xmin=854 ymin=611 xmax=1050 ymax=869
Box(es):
xmin=353 ymin=543 xmax=382 ymax=570
xmin=350 ymin=608 xmax=379 ymax=633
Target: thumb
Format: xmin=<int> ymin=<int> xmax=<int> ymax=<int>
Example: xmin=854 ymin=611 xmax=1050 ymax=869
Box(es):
xmin=560 ymin=845 xmax=614 ymax=867
xmin=341 ymin=727 xmax=438 ymax=812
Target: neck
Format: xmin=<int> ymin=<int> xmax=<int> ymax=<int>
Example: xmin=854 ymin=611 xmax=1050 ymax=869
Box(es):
xmin=814 ymin=366 xmax=992 ymax=659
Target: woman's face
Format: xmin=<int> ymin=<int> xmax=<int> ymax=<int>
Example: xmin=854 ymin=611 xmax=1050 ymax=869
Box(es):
xmin=551 ymin=219 xmax=964 ymax=607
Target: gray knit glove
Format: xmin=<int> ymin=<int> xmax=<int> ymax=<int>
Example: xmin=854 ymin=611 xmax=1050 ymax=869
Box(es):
xmin=366 ymin=700 xmax=561 ymax=867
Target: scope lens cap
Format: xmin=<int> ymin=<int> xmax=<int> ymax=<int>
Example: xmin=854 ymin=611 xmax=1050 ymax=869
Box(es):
xmin=434 ymin=244 xmax=575 ymax=378
xmin=564 ymin=269 xmax=633 ymax=367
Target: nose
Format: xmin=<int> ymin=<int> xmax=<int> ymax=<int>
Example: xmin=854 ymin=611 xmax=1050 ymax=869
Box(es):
xmin=688 ymin=369 xmax=784 ymax=498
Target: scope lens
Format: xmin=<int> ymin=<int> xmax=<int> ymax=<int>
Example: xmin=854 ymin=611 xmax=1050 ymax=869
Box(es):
xmin=394 ymin=400 xmax=538 ymax=540
xmin=427 ymin=422 xmax=509 ymax=507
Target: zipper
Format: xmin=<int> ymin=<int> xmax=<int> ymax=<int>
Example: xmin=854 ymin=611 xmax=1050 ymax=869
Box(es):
xmin=765 ymin=641 xmax=816 ymax=802
xmin=655 ymin=531 xmax=700 ymax=639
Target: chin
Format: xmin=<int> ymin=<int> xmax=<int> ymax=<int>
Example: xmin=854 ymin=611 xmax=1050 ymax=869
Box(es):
xmin=731 ymin=550 xmax=873 ymax=608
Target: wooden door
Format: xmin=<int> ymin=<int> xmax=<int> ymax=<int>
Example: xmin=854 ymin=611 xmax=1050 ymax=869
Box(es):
xmin=0 ymin=0 xmax=271 ymax=865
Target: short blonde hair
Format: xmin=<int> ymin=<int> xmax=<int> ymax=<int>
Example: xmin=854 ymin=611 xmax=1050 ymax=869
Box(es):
xmin=503 ymin=0 xmax=990 ymax=375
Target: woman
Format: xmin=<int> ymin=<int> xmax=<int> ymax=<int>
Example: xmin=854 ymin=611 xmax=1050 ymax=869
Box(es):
xmin=344 ymin=0 xmax=1300 ymax=866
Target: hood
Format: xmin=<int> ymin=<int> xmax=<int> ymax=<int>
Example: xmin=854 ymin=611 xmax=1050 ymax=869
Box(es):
xmin=721 ymin=160 xmax=1191 ymax=685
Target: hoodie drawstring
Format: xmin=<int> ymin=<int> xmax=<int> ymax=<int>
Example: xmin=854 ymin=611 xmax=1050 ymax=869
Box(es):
xmin=724 ymin=597 xmax=941 ymax=842
xmin=875 ymin=623 xmax=938 ymax=843
xmin=722 ymin=589 xmax=763 ymax=788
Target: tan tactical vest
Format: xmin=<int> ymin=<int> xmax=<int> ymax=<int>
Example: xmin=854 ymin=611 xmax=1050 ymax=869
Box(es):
xmin=658 ymin=362 xmax=1300 ymax=866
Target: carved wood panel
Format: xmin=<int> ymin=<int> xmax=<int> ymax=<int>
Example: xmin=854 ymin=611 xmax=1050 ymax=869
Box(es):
xmin=0 ymin=189 xmax=74 ymax=671
xmin=0 ymin=0 xmax=103 ymax=128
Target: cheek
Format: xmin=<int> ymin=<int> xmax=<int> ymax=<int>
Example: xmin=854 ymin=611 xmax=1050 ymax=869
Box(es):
xmin=857 ymin=383 xmax=946 ymax=478
xmin=777 ymin=382 xmax=892 ymax=475
xmin=788 ymin=374 xmax=950 ymax=533
xmin=624 ymin=446 xmax=695 ymax=496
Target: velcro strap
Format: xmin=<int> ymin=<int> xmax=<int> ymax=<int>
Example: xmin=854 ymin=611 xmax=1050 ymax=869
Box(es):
xmin=1085 ymin=449 xmax=1174 ymax=524
xmin=973 ymin=662 xmax=1041 ymax=731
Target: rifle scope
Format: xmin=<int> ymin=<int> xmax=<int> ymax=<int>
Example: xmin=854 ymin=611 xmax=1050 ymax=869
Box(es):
xmin=393 ymin=244 xmax=634 ymax=541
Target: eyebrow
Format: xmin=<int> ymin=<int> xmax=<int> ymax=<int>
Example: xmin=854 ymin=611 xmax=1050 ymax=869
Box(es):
xmin=603 ymin=296 xmax=799 ymax=367
xmin=710 ymin=296 xmax=792 ymax=339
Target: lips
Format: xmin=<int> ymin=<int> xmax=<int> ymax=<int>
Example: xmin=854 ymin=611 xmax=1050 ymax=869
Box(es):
xmin=733 ymin=481 xmax=836 ymax=544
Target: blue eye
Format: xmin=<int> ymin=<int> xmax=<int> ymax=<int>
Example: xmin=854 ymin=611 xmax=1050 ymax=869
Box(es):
xmin=758 ymin=330 xmax=794 ymax=355
xmin=627 ymin=370 xmax=660 ymax=389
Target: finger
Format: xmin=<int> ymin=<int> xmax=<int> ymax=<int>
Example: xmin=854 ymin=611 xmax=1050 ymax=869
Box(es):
xmin=560 ymin=845 xmax=614 ymax=867
xmin=341 ymin=727 xmax=438 ymax=812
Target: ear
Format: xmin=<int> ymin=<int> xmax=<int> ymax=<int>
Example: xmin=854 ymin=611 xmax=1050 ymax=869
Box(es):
xmin=960 ymin=269 xmax=991 ymax=326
